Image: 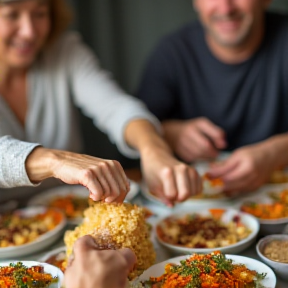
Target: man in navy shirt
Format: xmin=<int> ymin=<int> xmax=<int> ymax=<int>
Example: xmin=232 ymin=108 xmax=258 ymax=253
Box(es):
xmin=137 ymin=0 xmax=288 ymax=195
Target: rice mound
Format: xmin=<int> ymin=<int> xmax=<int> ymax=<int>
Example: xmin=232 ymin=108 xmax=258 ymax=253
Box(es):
xmin=64 ymin=202 xmax=156 ymax=279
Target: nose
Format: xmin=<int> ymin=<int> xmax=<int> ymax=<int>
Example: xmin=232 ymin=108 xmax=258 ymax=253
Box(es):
xmin=217 ymin=0 xmax=236 ymax=15
xmin=18 ymin=15 xmax=36 ymax=40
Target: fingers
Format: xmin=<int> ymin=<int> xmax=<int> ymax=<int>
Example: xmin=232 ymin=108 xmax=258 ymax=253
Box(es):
xmin=208 ymin=157 xmax=239 ymax=179
xmin=195 ymin=118 xmax=227 ymax=149
xmin=160 ymin=165 xmax=201 ymax=204
xmin=118 ymin=248 xmax=137 ymax=272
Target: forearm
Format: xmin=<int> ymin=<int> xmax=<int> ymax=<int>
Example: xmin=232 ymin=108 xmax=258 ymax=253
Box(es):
xmin=162 ymin=120 xmax=182 ymax=149
xmin=125 ymin=119 xmax=172 ymax=157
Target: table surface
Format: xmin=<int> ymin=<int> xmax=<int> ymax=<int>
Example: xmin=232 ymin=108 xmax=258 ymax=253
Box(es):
xmin=5 ymin=189 xmax=288 ymax=288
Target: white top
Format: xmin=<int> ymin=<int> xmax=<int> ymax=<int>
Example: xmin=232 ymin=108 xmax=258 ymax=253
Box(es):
xmin=0 ymin=32 xmax=160 ymax=203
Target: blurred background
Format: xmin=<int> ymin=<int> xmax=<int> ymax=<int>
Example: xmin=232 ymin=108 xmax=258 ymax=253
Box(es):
xmin=68 ymin=0 xmax=288 ymax=168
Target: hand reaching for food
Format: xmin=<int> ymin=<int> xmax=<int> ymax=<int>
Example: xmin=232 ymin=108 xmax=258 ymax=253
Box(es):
xmin=25 ymin=147 xmax=130 ymax=203
xmin=65 ymin=235 xmax=136 ymax=288
xmin=162 ymin=117 xmax=227 ymax=162
xmin=207 ymin=143 xmax=278 ymax=195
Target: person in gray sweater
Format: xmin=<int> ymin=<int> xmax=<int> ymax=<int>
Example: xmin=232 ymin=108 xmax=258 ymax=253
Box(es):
xmin=0 ymin=0 xmax=201 ymax=206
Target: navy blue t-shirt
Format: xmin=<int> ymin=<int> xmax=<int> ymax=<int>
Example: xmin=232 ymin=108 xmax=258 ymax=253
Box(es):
xmin=137 ymin=13 xmax=288 ymax=151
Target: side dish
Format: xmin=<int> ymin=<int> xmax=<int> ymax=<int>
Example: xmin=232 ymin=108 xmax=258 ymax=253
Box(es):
xmin=48 ymin=195 xmax=89 ymax=219
xmin=241 ymin=202 xmax=288 ymax=220
xmin=0 ymin=209 xmax=63 ymax=248
xmin=134 ymin=251 xmax=266 ymax=288
xmin=0 ymin=262 xmax=58 ymax=288
xmin=263 ymin=240 xmax=288 ymax=263
xmin=157 ymin=212 xmax=251 ymax=249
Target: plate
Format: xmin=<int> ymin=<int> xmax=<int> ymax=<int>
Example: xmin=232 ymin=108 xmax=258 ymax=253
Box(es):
xmin=28 ymin=182 xmax=139 ymax=224
xmin=0 ymin=261 xmax=64 ymax=288
xmin=154 ymin=208 xmax=259 ymax=255
xmin=134 ymin=254 xmax=276 ymax=288
xmin=235 ymin=184 xmax=288 ymax=235
xmin=39 ymin=246 xmax=66 ymax=272
xmin=0 ymin=207 xmax=66 ymax=259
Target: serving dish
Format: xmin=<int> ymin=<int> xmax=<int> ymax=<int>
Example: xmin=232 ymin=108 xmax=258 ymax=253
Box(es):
xmin=39 ymin=246 xmax=66 ymax=272
xmin=0 ymin=207 xmax=66 ymax=259
xmin=256 ymin=234 xmax=288 ymax=281
xmin=132 ymin=254 xmax=276 ymax=288
xmin=236 ymin=184 xmax=288 ymax=235
xmin=0 ymin=260 xmax=64 ymax=288
xmin=155 ymin=208 xmax=259 ymax=255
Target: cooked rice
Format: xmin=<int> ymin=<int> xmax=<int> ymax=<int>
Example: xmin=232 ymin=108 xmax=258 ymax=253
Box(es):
xmin=64 ymin=202 xmax=156 ymax=279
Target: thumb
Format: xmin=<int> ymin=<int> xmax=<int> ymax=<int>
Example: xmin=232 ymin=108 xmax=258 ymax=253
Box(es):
xmin=118 ymin=248 xmax=137 ymax=272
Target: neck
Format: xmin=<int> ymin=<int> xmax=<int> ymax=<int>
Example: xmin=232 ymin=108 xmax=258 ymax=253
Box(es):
xmin=0 ymin=65 xmax=27 ymax=87
xmin=206 ymin=22 xmax=265 ymax=64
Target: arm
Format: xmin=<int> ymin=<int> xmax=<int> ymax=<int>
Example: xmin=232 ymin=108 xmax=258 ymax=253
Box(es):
xmin=208 ymin=133 xmax=288 ymax=195
xmin=125 ymin=120 xmax=202 ymax=206
xmin=0 ymin=136 xmax=129 ymax=203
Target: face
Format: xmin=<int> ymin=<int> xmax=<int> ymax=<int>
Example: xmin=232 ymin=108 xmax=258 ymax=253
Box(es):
xmin=193 ymin=0 xmax=271 ymax=48
xmin=0 ymin=0 xmax=51 ymax=69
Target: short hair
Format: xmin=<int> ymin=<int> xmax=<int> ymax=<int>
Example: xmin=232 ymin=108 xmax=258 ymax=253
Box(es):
xmin=46 ymin=0 xmax=73 ymax=46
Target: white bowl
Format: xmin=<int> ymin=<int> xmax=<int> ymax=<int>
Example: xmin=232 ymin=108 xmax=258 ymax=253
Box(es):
xmin=0 ymin=207 xmax=66 ymax=259
xmin=236 ymin=184 xmax=288 ymax=235
xmin=133 ymin=254 xmax=276 ymax=288
xmin=39 ymin=246 xmax=66 ymax=271
xmin=155 ymin=208 xmax=259 ymax=255
xmin=256 ymin=235 xmax=288 ymax=281
xmin=0 ymin=261 xmax=64 ymax=288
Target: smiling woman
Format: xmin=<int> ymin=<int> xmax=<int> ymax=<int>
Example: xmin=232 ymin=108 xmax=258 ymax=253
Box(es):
xmin=0 ymin=0 xmax=201 ymax=207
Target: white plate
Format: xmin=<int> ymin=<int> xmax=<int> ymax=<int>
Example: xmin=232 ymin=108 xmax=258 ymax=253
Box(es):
xmin=0 ymin=207 xmax=66 ymax=259
xmin=0 ymin=261 xmax=64 ymax=288
xmin=28 ymin=182 xmax=139 ymax=224
xmin=134 ymin=254 xmax=276 ymax=288
xmin=155 ymin=208 xmax=259 ymax=255
xmin=235 ymin=184 xmax=288 ymax=235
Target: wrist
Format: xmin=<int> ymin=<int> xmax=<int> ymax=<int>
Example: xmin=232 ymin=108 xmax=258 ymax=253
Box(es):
xmin=25 ymin=147 xmax=59 ymax=183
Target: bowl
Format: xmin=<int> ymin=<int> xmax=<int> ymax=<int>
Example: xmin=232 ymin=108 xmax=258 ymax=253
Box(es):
xmin=39 ymin=246 xmax=66 ymax=272
xmin=0 ymin=206 xmax=66 ymax=259
xmin=132 ymin=254 xmax=276 ymax=288
xmin=0 ymin=261 xmax=64 ymax=288
xmin=256 ymin=234 xmax=288 ymax=281
xmin=155 ymin=208 xmax=259 ymax=255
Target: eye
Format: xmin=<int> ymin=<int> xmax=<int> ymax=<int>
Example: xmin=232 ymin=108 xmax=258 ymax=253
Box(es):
xmin=33 ymin=7 xmax=49 ymax=19
xmin=2 ymin=10 xmax=19 ymax=21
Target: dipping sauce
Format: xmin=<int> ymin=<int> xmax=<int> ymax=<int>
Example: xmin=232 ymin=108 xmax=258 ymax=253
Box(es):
xmin=263 ymin=240 xmax=288 ymax=263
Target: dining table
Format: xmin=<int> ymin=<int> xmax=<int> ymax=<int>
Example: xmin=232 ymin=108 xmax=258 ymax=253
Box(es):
xmin=6 ymin=177 xmax=286 ymax=288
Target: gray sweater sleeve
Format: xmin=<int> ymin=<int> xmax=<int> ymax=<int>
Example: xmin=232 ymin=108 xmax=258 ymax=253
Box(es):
xmin=60 ymin=33 xmax=162 ymax=158
xmin=0 ymin=136 xmax=40 ymax=188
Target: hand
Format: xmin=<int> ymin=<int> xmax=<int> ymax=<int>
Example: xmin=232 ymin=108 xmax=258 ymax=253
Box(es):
xmin=26 ymin=148 xmax=130 ymax=203
xmin=141 ymin=147 xmax=202 ymax=206
xmin=207 ymin=143 xmax=277 ymax=195
xmin=65 ymin=235 xmax=136 ymax=288
xmin=162 ymin=117 xmax=227 ymax=162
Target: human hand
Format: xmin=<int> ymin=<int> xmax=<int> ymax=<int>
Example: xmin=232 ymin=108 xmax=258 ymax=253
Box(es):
xmin=141 ymin=147 xmax=202 ymax=206
xmin=163 ymin=117 xmax=227 ymax=162
xmin=207 ymin=143 xmax=277 ymax=195
xmin=26 ymin=148 xmax=130 ymax=203
xmin=65 ymin=235 xmax=136 ymax=288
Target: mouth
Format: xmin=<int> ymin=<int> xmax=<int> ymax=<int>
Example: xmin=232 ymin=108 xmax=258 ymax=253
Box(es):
xmin=10 ymin=41 xmax=36 ymax=56
xmin=212 ymin=15 xmax=244 ymax=33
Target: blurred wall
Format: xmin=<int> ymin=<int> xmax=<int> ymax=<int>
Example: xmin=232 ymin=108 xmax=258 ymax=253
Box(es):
xmin=70 ymin=0 xmax=288 ymax=167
